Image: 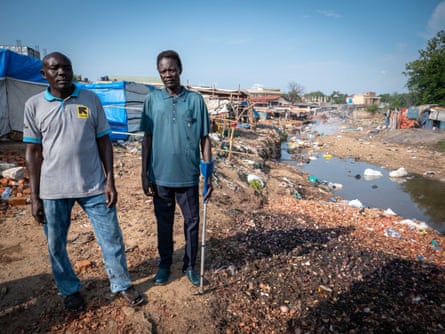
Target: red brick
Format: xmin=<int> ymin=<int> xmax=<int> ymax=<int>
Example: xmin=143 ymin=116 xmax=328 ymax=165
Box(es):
xmin=75 ymin=260 xmax=93 ymax=273
xmin=8 ymin=197 xmax=27 ymax=206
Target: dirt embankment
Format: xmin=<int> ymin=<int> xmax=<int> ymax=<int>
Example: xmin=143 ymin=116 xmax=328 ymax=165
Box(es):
xmin=1 ymin=118 xmax=445 ymax=333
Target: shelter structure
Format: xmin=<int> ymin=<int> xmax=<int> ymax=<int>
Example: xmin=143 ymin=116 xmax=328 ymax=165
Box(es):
xmin=189 ymin=85 xmax=256 ymax=129
xmin=80 ymin=81 xmax=156 ymax=140
xmin=404 ymin=104 xmax=445 ymax=130
xmin=0 ymin=49 xmax=47 ymax=137
xmin=0 ymin=50 xmax=158 ymax=141
xmin=428 ymin=106 xmax=445 ymax=130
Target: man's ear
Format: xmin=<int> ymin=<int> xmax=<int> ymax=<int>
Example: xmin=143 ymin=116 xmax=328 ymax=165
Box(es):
xmin=40 ymin=69 xmax=47 ymax=80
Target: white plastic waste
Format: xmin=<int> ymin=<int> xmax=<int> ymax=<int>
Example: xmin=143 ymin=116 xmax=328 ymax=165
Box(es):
xmin=389 ymin=167 xmax=408 ymax=178
xmin=363 ymin=168 xmax=383 ymax=180
xmin=363 ymin=168 xmax=383 ymax=177
xmin=383 ymin=208 xmax=397 ymax=216
xmin=396 ymin=219 xmax=429 ymax=231
xmin=348 ymin=199 xmax=364 ymax=208
xmin=385 ymin=228 xmax=401 ymax=238
xmin=1 ymin=166 xmax=25 ymax=180
xmin=328 ymin=182 xmax=343 ymax=190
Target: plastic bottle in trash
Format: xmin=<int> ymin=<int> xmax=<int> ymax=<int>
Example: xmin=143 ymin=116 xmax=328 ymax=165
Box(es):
xmin=431 ymin=239 xmax=442 ymax=251
xmin=385 ymin=228 xmax=401 ymax=239
xmin=1 ymin=187 xmax=12 ymax=200
xmin=308 ymin=175 xmax=320 ymax=184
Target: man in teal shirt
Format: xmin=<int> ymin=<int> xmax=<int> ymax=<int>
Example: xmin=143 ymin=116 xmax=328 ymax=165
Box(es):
xmin=140 ymin=50 xmax=213 ymax=286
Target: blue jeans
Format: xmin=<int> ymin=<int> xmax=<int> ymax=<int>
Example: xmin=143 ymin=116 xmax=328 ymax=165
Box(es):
xmin=153 ymin=185 xmax=200 ymax=272
xmin=42 ymin=194 xmax=132 ymax=296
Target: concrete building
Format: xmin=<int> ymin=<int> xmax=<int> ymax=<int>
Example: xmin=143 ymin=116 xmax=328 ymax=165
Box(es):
xmin=346 ymin=92 xmax=381 ymax=105
xmin=0 ymin=45 xmax=41 ymax=59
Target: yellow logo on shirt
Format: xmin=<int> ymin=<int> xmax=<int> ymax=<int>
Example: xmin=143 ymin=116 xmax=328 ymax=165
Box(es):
xmin=77 ymin=106 xmax=89 ymax=118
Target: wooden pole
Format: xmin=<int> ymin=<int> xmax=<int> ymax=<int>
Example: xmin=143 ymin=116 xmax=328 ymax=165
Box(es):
xmin=228 ymin=122 xmax=235 ymax=161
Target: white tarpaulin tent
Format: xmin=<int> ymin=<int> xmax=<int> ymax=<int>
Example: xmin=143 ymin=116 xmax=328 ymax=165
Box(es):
xmin=0 ymin=49 xmax=47 ymax=137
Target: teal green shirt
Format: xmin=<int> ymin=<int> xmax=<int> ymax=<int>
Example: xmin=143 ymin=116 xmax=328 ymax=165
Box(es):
xmin=140 ymin=87 xmax=210 ymax=187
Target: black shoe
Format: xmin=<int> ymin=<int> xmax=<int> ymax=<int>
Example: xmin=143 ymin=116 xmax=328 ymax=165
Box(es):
xmin=64 ymin=292 xmax=86 ymax=311
xmin=184 ymin=269 xmax=200 ymax=286
xmin=153 ymin=268 xmax=170 ymax=285
xmin=119 ymin=286 xmax=144 ymax=306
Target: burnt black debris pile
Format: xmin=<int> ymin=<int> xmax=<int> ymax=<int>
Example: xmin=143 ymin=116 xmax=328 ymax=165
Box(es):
xmin=205 ymin=198 xmax=445 ymax=333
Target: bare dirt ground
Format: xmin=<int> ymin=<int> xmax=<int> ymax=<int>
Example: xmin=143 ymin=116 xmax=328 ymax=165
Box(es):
xmin=1 ymin=114 xmax=445 ymax=333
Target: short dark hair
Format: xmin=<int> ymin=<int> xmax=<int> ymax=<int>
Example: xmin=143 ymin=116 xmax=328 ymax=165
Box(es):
xmin=42 ymin=52 xmax=71 ymax=68
xmin=157 ymin=50 xmax=182 ymax=73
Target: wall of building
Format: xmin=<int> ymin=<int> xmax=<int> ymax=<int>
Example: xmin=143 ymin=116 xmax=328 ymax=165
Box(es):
xmin=0 ymin=45 xmax=41 ymax=59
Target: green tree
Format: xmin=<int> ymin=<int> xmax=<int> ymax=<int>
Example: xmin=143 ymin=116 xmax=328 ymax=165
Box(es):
xmin=404 ymin=30 xmax=445 ymax=105
xmin=380 ymin=92 xmax=410 ymax=109
xmin=306 ymin=91 xmax=325 ymax=103
xmin=365 ymin=104 xmax=378 ymax=113
xmin=380 ymin=93 xmax=391 ymax=104
xmin=329 ymin=91 xmax=348 ymax=104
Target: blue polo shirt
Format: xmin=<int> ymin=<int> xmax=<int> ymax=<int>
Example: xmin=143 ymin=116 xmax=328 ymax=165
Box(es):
xmin=23 ymin=84 xmax=112 ymax=199
xmin=140 ymin=87 xmax=210 ymax=187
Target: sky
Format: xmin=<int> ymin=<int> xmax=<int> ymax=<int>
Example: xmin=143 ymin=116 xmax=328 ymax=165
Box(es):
xmin=2 ymin=0 xmax=445 ymax=95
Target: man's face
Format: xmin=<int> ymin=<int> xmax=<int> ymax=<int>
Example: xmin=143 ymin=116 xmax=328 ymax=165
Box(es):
xmin=158 ymin=57 xmax=181 ymax=91
xmin=41 ymin=53 xmax=74 ymax=95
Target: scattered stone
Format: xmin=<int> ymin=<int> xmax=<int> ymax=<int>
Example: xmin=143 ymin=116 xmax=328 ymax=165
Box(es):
xmin=69 ymin=231 xmax=95 ymax=244
xmin=74 ymin=259 xmax=93 ymax=272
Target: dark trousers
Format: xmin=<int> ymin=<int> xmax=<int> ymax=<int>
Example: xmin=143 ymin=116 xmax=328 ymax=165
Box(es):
xmin=153 ymin=184 xmax=200 ymax=272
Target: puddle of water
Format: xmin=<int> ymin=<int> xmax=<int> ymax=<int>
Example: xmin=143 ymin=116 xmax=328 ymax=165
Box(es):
xmin=281 ymin=143 xmax=445 ymax=235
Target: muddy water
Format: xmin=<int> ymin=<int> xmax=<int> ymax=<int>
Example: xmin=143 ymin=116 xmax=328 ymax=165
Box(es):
xmin=281 ymin=141 xmax=445 ymax=235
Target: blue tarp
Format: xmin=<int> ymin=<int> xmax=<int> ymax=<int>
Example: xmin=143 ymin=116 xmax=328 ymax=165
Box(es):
xmin=82 ymin=81 xmax=127 ymax=105
xmin=407 ymin=107 xmax=419 ymax=120
xmin=0 ymin=49 xmax=48 ymax=136
xmin=0 ymin=49 xmax=46 ymax=83
xmin=80 ymin=81 xmax=155 ymax=141
xmin=81 ymin=82 xmax=128 ymax=141
xmin=0 ymin=49 xmax=154 ymax=140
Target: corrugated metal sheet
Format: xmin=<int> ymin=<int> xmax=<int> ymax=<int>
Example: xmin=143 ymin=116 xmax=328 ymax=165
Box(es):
xmin=429 ymin=108 xmax=445 ymax=121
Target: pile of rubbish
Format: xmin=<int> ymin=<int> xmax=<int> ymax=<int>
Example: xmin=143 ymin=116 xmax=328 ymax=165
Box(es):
xmin=0 ymin=147 xmax=29 ymax=210
xmin=206 ymin=197 xmax=445 ymax=333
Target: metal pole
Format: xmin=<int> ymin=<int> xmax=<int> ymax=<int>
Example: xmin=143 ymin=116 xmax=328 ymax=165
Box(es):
xmin=199 ymin=202 xmax=208 ymax=294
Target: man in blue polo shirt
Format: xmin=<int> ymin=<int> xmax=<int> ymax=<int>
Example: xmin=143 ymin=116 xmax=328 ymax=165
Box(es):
xmin=23 ymin=52 xmax=143 ymax=311
xmin=140 ymin=50 xmax=213 ymax=286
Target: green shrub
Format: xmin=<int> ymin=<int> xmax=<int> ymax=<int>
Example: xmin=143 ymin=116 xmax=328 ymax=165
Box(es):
xmin=436 ymin=140 xmax=445 ymax=152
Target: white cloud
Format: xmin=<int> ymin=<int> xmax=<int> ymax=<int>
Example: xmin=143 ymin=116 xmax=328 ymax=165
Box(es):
xmin=317 ymin=10 xmax=342 ymax=18
xmin=428 ymin=1 xmax=445 ymax=34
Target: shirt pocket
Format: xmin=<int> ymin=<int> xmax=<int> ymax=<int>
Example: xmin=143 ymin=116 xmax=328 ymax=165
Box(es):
xmin=183 ymin=112 xmax=199 ymax=144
